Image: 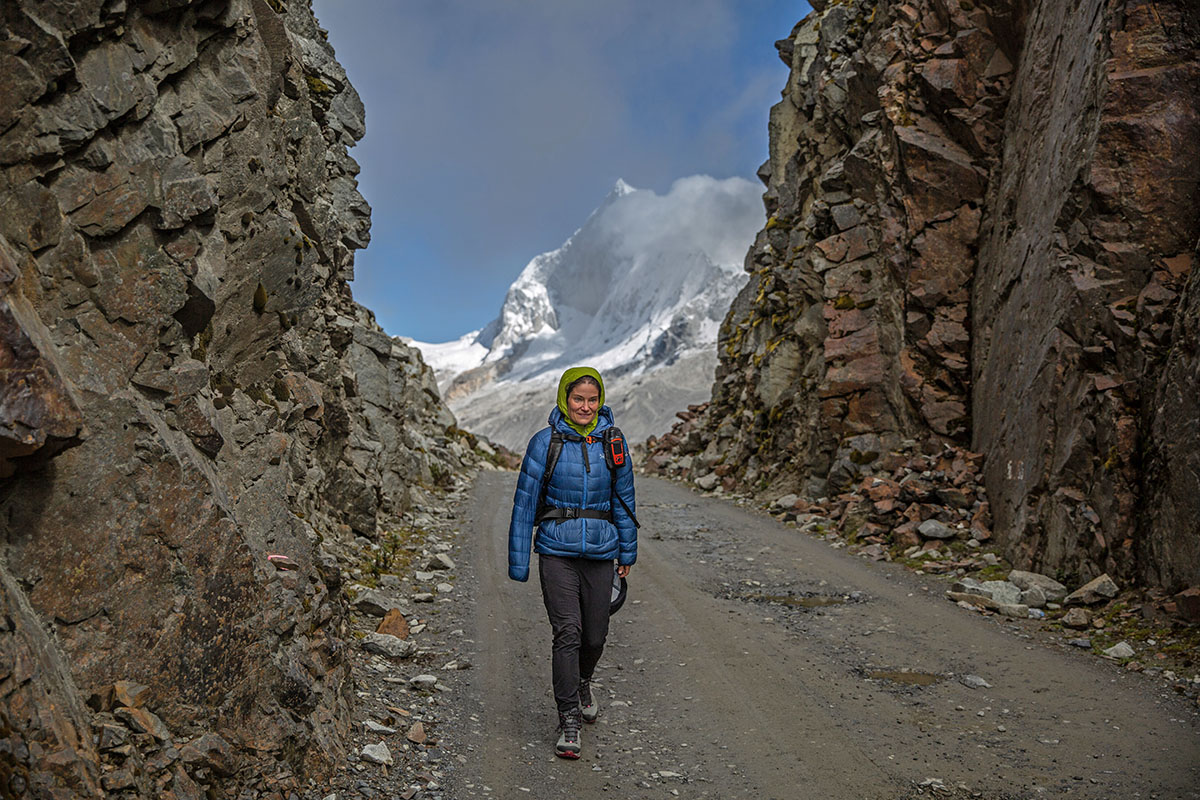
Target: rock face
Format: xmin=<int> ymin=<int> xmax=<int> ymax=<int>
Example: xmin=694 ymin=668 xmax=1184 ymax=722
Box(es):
xmin=0 ymin=0 xmax=474 ymax=795
xmin=644 ymin=0 xmax=1199 ymax=592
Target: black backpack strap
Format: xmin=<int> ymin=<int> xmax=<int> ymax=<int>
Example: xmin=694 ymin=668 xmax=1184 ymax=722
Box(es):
xmin=604 ymin=427 xmax=640 ymax=529
xmin=536 ymin=430 xmax=564 ymax=522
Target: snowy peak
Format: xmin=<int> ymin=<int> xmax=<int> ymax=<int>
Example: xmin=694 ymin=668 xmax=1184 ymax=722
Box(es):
xmin=474 ymin=175 xmax=760 ymax=373
xmin=412 ymin=174 xmax=764 ymax=447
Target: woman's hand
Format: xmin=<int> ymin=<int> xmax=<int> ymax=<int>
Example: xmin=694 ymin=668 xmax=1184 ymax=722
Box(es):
xmin=616 ymin=564 xmax=631 ymax=578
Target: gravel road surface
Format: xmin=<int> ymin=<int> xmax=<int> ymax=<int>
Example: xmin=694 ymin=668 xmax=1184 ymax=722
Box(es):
xmin=436 ymin=471 xmax=1200 ymax=799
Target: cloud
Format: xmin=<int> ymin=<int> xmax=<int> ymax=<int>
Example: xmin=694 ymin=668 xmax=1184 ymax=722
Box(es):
xmin=311 ymin=0 xmax=805 ymax=340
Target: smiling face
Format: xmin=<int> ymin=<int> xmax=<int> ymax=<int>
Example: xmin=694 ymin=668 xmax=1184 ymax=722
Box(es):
xmin=566 ymin=379 xmax=601 ymax=428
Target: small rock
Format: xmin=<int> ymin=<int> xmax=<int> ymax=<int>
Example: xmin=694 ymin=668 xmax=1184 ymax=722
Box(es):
xmin=981 ymin=580 xmax=1022 ymax=605
xmin=918 ymin=520 xmax=956 ymax=540
xmin=409 ymin=674 xmax=439 ymax=688
xmin=376 ymin=609 xmax=410 ymax=639
xmin=353 ymin=589 xmax=401 ymax=617
xmin=1064 ymin=573 xmax=1119 ymax=605
xmin=1067 ymin=637 xmax=1093 ymax=648
xmin=112 ymin=680 xmax=153 ymax=709
xmin=362 ymin=633 xmax=417 ymax=658
xmin=101 ymin=769 xmax=136 ymax=791
xmin=427 ymin=553 xmax=455 ymax=570
xmin=1061 ymin=607 xmax=1091 ymax=629
xmin=361 ymin=742 xmax=393 ymax=766
xmin=960 ymin=674 xmax=991 ymax=689
xmin=1019 ymin=585 xmax=1048 ymax=608
xmin=950 ymin=577 xmax=990 ymax=597
xmin=406 ymin=721 xmax=427 ymax=744
xmin=364 ymin=720 xmax=396 ymax=734
xmin=1103 ymin=641 xmax=1135 ymax=659
xmin=1008 ymin=570 xmax=1068 ymax=602
xmin=114 ymin=707 xmax=172 ymax=742
xmin=996 ymin=603 xmax=1030 ymax=619
xmin=414 ymin=571 xmax=437 ymax=581
xmin=413 ymin=593 xmax=435 ymax=603
xmin=436 ymin=582 xmax=454 ymax=593
xmin=773 ymin=493 xmax=799 ymax=510
xmin=696 ymin=473 xmax=719 ymax=491
xmin=980 ymin=552 xmax=1000 ymax=566
xmin=860 ymin=543 xmax=887 ymax=561
xmin=1174 ymin=586 xmax=1200 ymax=622
xmin=180 ymin=732 xmax=234 ymax=775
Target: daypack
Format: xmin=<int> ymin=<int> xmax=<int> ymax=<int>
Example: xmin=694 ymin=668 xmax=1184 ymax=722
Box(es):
xmin=535 ymin=427 xmax=641 ymax=529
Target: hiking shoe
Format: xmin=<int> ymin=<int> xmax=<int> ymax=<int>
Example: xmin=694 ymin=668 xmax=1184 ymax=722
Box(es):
xmin=556 ymin=710 xmax=582 ymax=759
xmin=579 ymin=679 xmax=598 ymax=724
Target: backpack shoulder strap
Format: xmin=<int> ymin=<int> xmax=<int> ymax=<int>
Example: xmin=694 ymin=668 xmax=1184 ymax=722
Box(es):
xmin=536 ymin=429 xmax=564 ymax=519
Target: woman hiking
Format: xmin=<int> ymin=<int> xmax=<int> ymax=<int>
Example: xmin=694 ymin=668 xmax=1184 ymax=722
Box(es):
xmin=507 ymin=366 xmax=638 ymax=759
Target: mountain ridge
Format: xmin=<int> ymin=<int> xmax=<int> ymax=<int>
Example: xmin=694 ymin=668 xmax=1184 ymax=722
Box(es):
xmin=412 ymin=175 xmax=763 ymax=448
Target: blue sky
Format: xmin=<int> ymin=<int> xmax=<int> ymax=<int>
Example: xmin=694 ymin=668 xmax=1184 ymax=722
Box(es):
xmin=311 ymin=1 xmax=810 ymax=343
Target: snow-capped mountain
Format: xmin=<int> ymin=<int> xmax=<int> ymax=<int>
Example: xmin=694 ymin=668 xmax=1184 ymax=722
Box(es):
xmin=411 ymin=175 xmax=762 ymax=449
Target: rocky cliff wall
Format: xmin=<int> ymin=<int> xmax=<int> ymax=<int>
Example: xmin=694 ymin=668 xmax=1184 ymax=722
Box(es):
xmin=644 ymin=0 xmax=1198 ymax=592
xmin=0 ymin=1 xmax=476 ymax=795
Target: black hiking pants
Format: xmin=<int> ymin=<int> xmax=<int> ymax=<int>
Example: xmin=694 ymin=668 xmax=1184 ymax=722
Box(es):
xmin=538 ymin=554 xmax=612 ymax=717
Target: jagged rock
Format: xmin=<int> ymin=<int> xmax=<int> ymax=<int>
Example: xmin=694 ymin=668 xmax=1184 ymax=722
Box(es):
xmin=427 ymin=553 xmax=455 ymax=571
xmin=981 ymin=581 xmax=1022 ymax=606
xmin=1019 ymin=586 xmax=1048 ymax=609
xmin=361 ymin=633 xmax=416 ymax=659
xmin=360 ymin=742 xmax=393 ymax=766
xmin=1061 ymin=608 xmax=1092 ymax=629
xmin=774 ymin=493 xmax=799 ymax=510
xmin=353 ymin=589 xmax=401 ymax=617
xmin=1008 ymin=571 xmax=1068 ymax=603
xmin=0 ymin=0 xmax=480 ymax=791
xmin=1064 ymin=574 xmax=1120 ymax=606
xmin=376 ymin=608 xmax=410 ymax=639
xmin=641 ymin=0 xmax=1199 ymax=598
xmin=1103 ymin=641 xmax=1135 ymax=659
xmin=112 ymin=680 xmax=153 ymax=710
xmin=918 ymin=520 xmax=957 ymax=540
xmin=114 ymin=707 xmax=171 ymax=742
xmin=406 ymin=721 xmax=427 ymax=744
xmin=1175 ymin=587 xmax=1200 ymax=623
xmin=179 ymin=733 xmax=234 ymax=777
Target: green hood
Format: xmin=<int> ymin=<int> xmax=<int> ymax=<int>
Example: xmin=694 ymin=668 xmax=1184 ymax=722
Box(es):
xmin=557 ymin=366 xmax=605 ymax=436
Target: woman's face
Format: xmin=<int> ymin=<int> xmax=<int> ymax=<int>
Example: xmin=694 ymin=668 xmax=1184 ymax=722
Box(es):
xmin=566 ymin=381 xmax=600 ymax=428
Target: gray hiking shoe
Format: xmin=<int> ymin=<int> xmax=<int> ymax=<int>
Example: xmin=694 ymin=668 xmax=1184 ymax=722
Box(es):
xmin=579 ymin=679 xmax=598 ymax=724
xmin=556 ymin=710 xmax=582 ymax=758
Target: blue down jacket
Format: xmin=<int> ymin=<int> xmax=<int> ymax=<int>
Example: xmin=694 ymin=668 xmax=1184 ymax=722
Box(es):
xmin=508 ymin=405 xmax=637 ymax=581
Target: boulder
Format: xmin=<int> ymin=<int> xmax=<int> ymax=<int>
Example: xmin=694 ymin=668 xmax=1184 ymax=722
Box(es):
xmin=1064 ymin=574 xmax=1120 ymax=606
xmin=918 ymin=519 xmax=957 ymax=540
xmin=361 ymin=633 xmax=416 ymax=659
xmin=353 ymin=589 xmax=401 ymax=617
xmin=1061 ymin=607 xmax=1091 ymax=629
xmin=1174 ymin=587 xmax=1200 ymax=623
xmin=1008 ymin=570 xmax=1068 ymax=602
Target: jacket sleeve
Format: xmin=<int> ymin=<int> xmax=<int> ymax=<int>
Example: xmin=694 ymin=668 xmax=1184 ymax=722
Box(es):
xmin=508 ymin=431 xmax=547 ymax=581
xmin=611 ymin=459 xmax=637 ymax=566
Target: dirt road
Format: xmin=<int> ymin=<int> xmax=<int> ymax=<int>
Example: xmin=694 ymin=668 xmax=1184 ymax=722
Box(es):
xmin=438 ymin=471 xmax=1200 ymax=799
